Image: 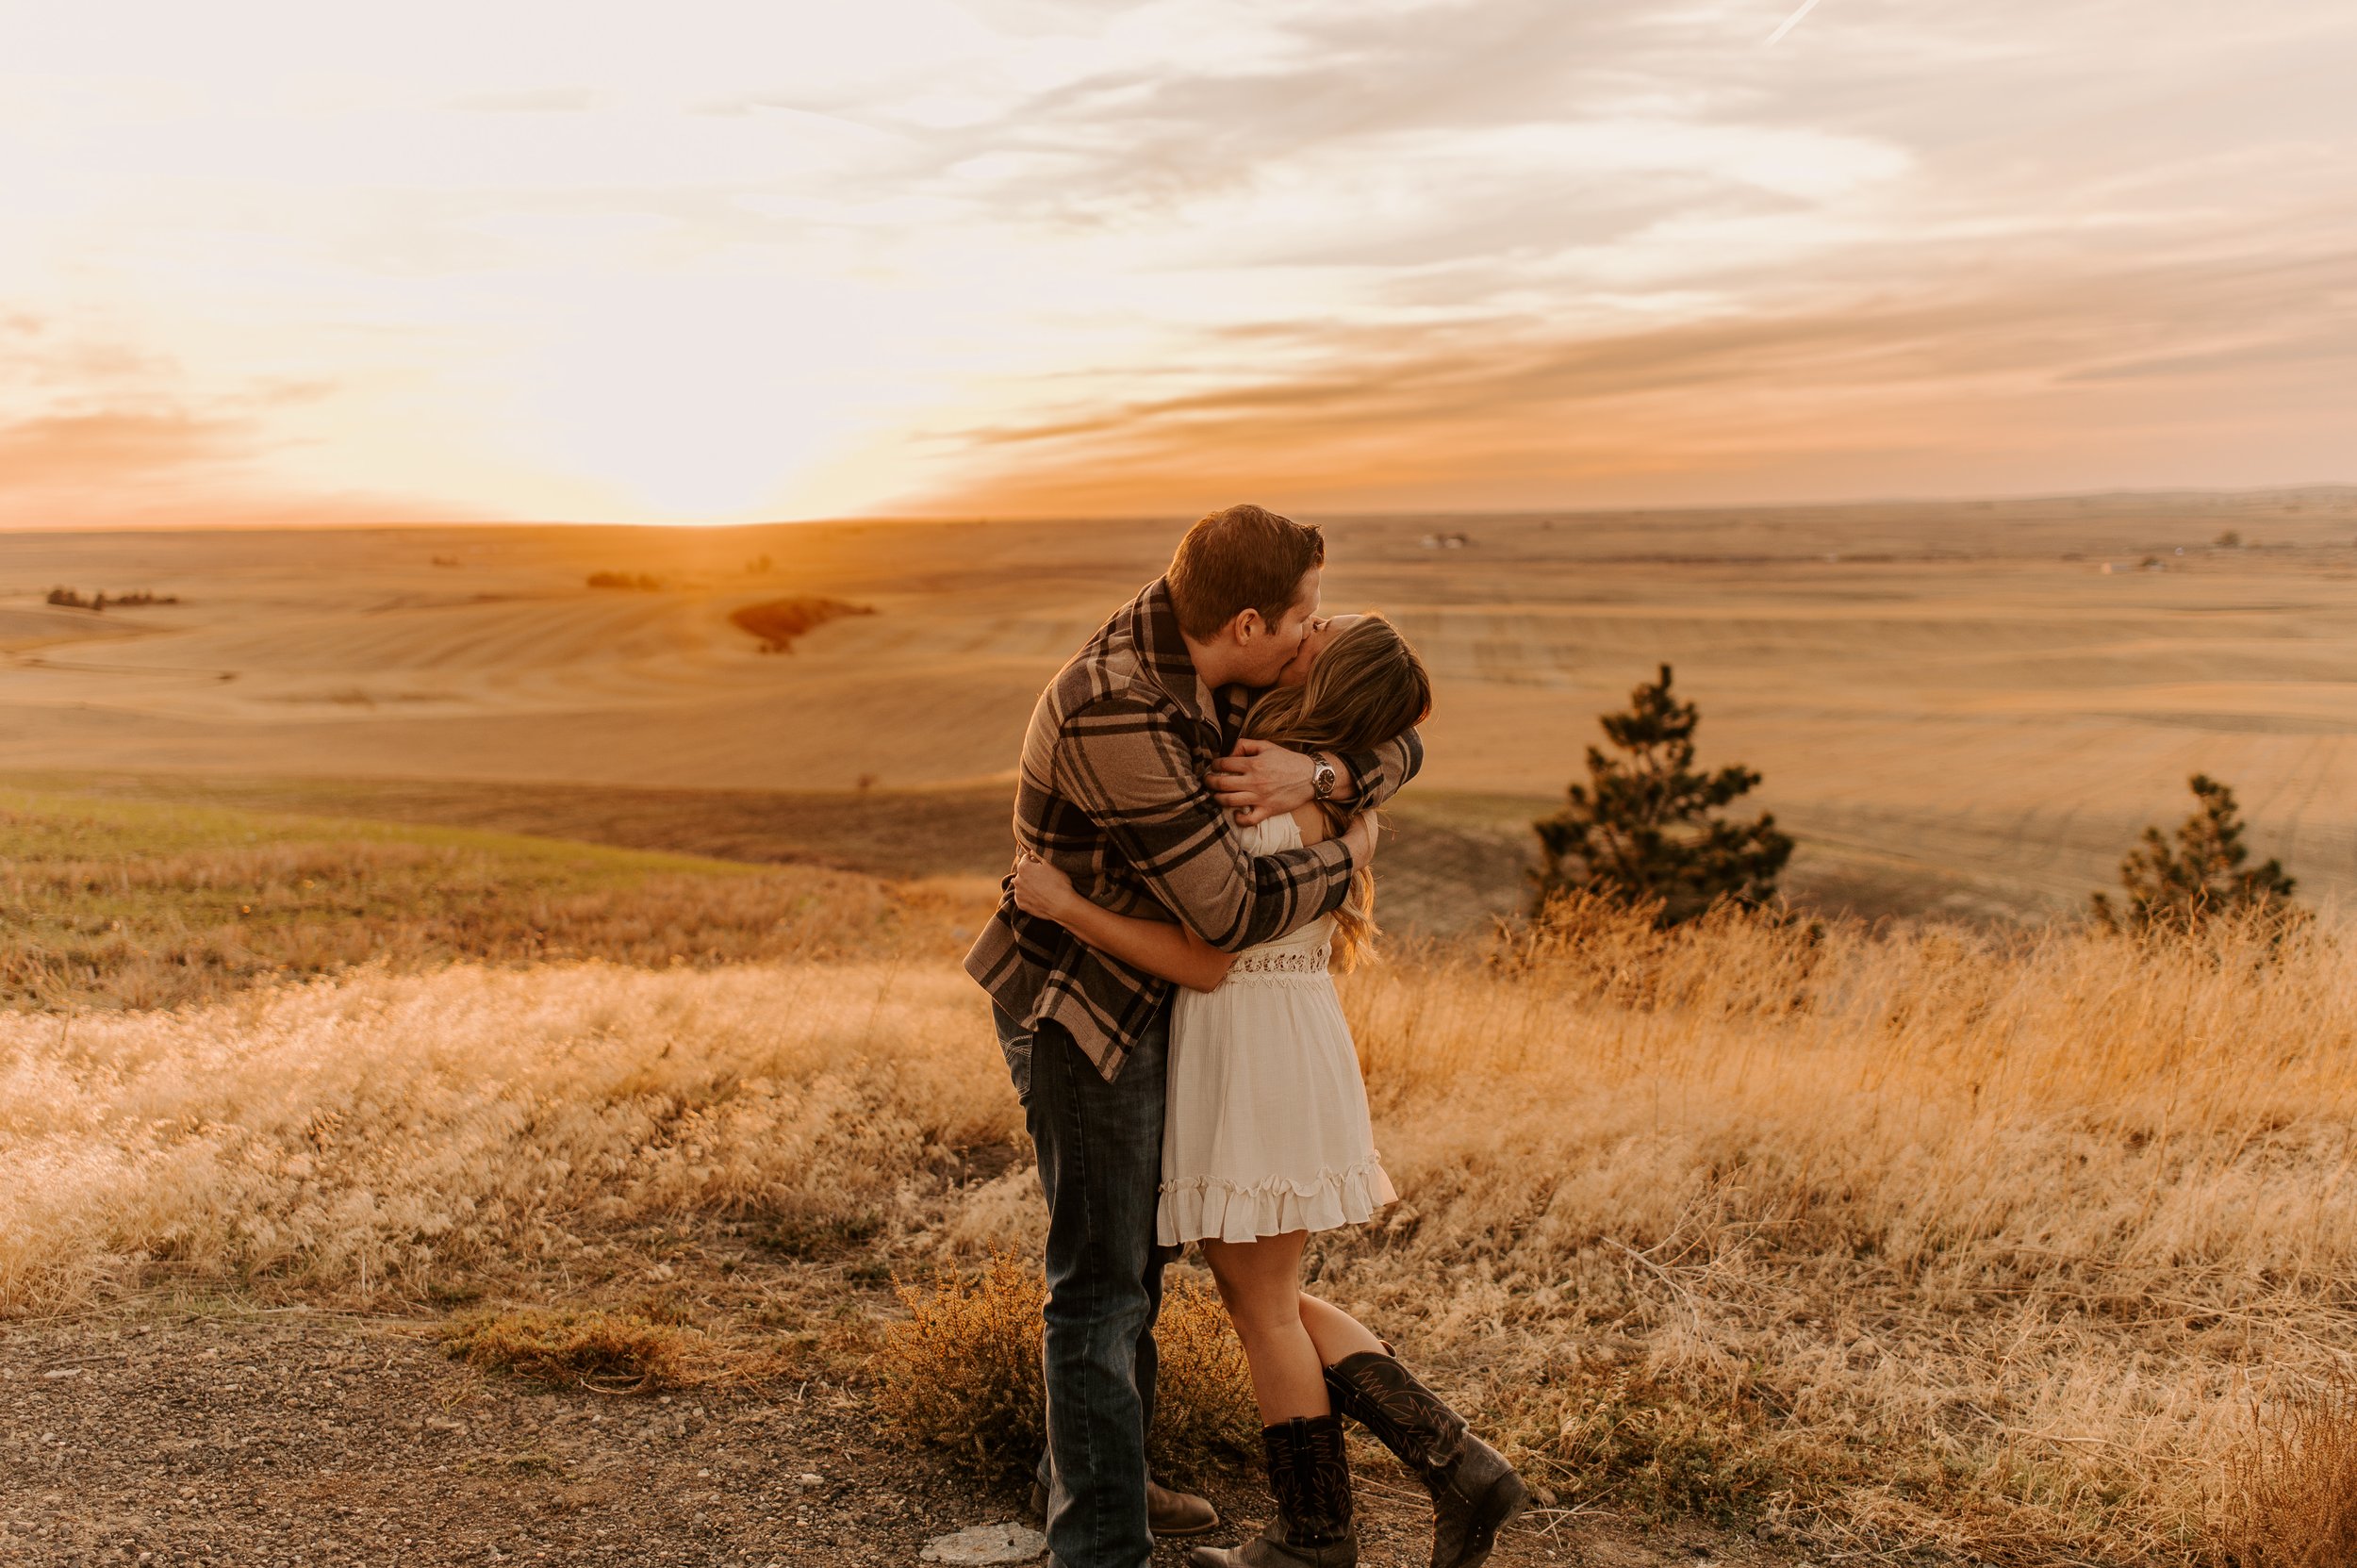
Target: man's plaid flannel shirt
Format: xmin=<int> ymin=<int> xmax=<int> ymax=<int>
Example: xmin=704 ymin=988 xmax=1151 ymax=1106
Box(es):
xmin=964 ymin=577 xmax=1422 ymax=1082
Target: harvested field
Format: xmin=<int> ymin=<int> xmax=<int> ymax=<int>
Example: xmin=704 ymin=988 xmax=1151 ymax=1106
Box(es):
xmin=5 ymin=492 xmax=2354 ymax=922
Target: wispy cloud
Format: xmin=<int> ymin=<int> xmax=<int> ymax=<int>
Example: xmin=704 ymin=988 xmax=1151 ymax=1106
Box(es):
xmin=0 ymin=314 xmax=445 ymax=525
xmin=1765 ymin=0 xmax=1822 ymax=47
xmin=0 ymin=409 xmax=240 ymax=490
xmin=933 ymin=229 xmax=2357 ymax=513
xmin=0 ymin=0 xmax=2351 ymax=525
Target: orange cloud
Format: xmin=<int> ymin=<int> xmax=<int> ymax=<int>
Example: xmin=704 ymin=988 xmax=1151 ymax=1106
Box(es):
xmin=915 ymin=234 xmax=2357 ymax=517
xmin=0 ymin=315 xmax=459 ymax=528
xmin=0 ymin=407 xmax=245 ymax=483
xmin=0 ymin=403 xmax=466 ymax=526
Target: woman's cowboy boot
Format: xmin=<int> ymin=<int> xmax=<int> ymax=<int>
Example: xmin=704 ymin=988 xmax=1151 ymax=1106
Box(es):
xmin=1322 ymin=1352 xmax=1527 ymax=1568
xmin=1187 ymin=1413 xmax=1358 ymax=1568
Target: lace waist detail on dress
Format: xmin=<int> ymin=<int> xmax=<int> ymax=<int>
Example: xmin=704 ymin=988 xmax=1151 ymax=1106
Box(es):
xmin=1228 ymin=944 xmax=1330 ymax=978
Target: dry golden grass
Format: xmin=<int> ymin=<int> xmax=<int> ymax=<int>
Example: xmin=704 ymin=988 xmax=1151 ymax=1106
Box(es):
xmin=441 ymin=1304 xmax=707 ymax=1390
xmin=0 ymin=961 xmax=1016 ymax=1313
xmin=1324 ymin=900 xmax=2357 ymax=1561
xmin=6 ymin=899 xmax=2354 ymax=1563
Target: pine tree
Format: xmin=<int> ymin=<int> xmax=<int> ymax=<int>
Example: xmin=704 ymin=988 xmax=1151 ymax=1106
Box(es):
xmin=2092 ymin=773 xmax=2298 ymax=932
xmin=1529 ymin=664 xmax=1794 ymax=926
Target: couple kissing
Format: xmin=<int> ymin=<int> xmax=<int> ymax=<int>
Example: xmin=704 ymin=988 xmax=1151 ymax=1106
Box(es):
xmin=965 ymin=503 xmax=1527 ymax=1568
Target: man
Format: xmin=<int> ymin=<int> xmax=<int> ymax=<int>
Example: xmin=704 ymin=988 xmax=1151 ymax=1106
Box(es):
xmin=965 ymin=503 xmax=1422 ymax=1568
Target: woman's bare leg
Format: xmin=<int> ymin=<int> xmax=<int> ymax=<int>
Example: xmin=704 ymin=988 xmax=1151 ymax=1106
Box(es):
xmin=1296 ymin=1292 xmax=1388 ymax=1366
xmin=1200 ymin=1233 xmax=1330 ymax=1424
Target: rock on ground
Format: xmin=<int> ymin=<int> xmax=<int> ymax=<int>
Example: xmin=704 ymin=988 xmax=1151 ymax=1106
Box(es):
xmin=921 ymin=1522 xmax=1047 ymax=1562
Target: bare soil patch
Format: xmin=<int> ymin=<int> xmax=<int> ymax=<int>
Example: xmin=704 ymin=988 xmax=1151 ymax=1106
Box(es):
xmin=2 ymin=1229 xmax=1778 ymax=1568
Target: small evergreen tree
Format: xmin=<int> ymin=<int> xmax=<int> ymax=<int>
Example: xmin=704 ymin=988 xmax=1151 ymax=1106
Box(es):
xmin=2092 ymin=773 xmax=2298 ymax=933
xmin=1529 ymin=664 xmax=1794 ymax=926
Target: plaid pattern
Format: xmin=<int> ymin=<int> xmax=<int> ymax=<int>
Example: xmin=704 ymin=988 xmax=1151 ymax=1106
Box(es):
xmin=964 ymin=577 xmax=1422 ymax=1082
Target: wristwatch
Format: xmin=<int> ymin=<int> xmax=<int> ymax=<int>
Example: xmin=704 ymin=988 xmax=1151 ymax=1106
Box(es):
xmin=1310 ymin=753 xmax=1338 ymax=801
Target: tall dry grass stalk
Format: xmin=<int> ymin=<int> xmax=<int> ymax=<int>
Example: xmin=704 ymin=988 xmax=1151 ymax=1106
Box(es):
xmin=2223 ymin=1368 xmax=2357 ymax=1567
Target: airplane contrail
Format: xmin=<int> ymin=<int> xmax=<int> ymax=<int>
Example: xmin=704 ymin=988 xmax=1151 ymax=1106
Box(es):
xmin=1766 ymin=0 xmax=1821 ymax=44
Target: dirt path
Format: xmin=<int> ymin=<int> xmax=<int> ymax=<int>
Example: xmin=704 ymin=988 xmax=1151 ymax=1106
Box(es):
xmin=2 ymin=1308 xmax=1777 ymax=1568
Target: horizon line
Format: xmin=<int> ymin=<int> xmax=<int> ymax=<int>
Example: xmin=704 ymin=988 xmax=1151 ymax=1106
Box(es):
xmin=4 ymin=480 xmax=2354 ymax=538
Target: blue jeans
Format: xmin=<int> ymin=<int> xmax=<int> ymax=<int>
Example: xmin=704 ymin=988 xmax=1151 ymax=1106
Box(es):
xmin=993 ymin=1002 xmax=1169 ymax=1568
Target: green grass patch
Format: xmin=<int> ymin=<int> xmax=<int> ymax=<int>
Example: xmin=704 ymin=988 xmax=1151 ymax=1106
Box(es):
xmin=0 ymin=786 xmax=913 ymax=1012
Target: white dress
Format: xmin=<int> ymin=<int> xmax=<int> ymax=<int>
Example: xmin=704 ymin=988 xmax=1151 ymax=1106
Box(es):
xmin=1157 ymin=812 xmax=1398 ymax=1246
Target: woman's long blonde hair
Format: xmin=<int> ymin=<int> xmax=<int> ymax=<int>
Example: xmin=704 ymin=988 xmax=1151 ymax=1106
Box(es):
xmin=1244 ymin=615 xmax=1432 ymax=970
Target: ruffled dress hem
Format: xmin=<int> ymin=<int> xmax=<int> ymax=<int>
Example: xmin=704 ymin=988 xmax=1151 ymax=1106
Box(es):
xmin=1156 ymin=1155 xmax=1397 ymax=1246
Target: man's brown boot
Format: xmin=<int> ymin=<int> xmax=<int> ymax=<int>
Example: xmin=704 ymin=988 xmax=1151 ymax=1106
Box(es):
xmin=1186 ymin=1414 xmax=1357 ymax=1568
xmin=1028 ymin=1477 xmax=1220 ymax=1539
xmin=1323 ymin=1352 xmax=1526 ymax=1568
xmin=1150 ymin=1477 xmax=1221 ymax=1537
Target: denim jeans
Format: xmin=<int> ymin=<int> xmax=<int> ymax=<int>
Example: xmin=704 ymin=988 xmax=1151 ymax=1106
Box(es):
xmin=993 ymin=1001 xmax=1169 ymax=1568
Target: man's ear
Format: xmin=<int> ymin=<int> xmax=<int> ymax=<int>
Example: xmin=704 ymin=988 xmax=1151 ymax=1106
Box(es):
xmin=1230 ymin=608 xmax=1263 ymax=645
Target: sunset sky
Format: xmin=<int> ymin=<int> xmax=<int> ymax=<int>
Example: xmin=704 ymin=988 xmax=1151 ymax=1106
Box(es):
xmin=4 ymin=0 xmax=2352 ymax=527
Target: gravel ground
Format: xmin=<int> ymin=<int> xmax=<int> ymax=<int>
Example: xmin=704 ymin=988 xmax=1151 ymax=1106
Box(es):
xmin=1 ymin=1307 xmax=1787 ymax=1568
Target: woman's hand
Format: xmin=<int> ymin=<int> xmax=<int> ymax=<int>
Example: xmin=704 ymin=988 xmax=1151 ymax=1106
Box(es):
xmin=1341 ymin=809 xmax=1379 ymax=866
xmin=1012 ymin=850 xmax=1080 ymax=922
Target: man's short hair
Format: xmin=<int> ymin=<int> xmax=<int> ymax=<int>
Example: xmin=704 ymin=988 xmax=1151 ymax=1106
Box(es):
xmin=1165 ymin=503 xmax=1325 ymax=640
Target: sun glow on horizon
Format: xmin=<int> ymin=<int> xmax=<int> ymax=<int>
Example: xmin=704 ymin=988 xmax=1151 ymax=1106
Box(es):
xmin=3 ymin=0 xmax=2353 ymax=528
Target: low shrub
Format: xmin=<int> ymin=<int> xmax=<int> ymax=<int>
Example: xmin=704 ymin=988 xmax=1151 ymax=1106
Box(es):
xmin=874 ymin=1253 xmax=1046 ymax=1482
xmin=729 ymin=597 xmax=875 ymax=653
xmin=45 ymin=587 xmax=179 ymax=611
xmin=873 ymin=1253 xmax=1259 ymax=1486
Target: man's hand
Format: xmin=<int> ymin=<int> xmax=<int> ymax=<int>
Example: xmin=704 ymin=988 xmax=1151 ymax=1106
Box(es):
xmin=1341 ymin=808 xmax=1379 ymax=866
xmin=1208 ymin=739 xmax=1322 ymax=826
xmin=1011 ymin=850 xmax=1080 ymax=924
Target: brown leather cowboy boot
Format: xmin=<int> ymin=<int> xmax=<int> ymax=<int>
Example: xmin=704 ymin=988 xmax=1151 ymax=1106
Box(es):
xmin=1150 ymin=1477 xmax=1221 ymax=1537
xmin=1027 ymin=1476 xmax=1220 ymax=1538
xmin=1323 ymin=1352 xmax=1526 ymax=1568
xmin=1186 ymin=1413 xmax=1357 ymax=1568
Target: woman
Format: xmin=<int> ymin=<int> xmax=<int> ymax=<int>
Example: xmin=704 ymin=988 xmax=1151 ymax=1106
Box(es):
xmin=1012 ymin=613 xmax=1527 ymax=1568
